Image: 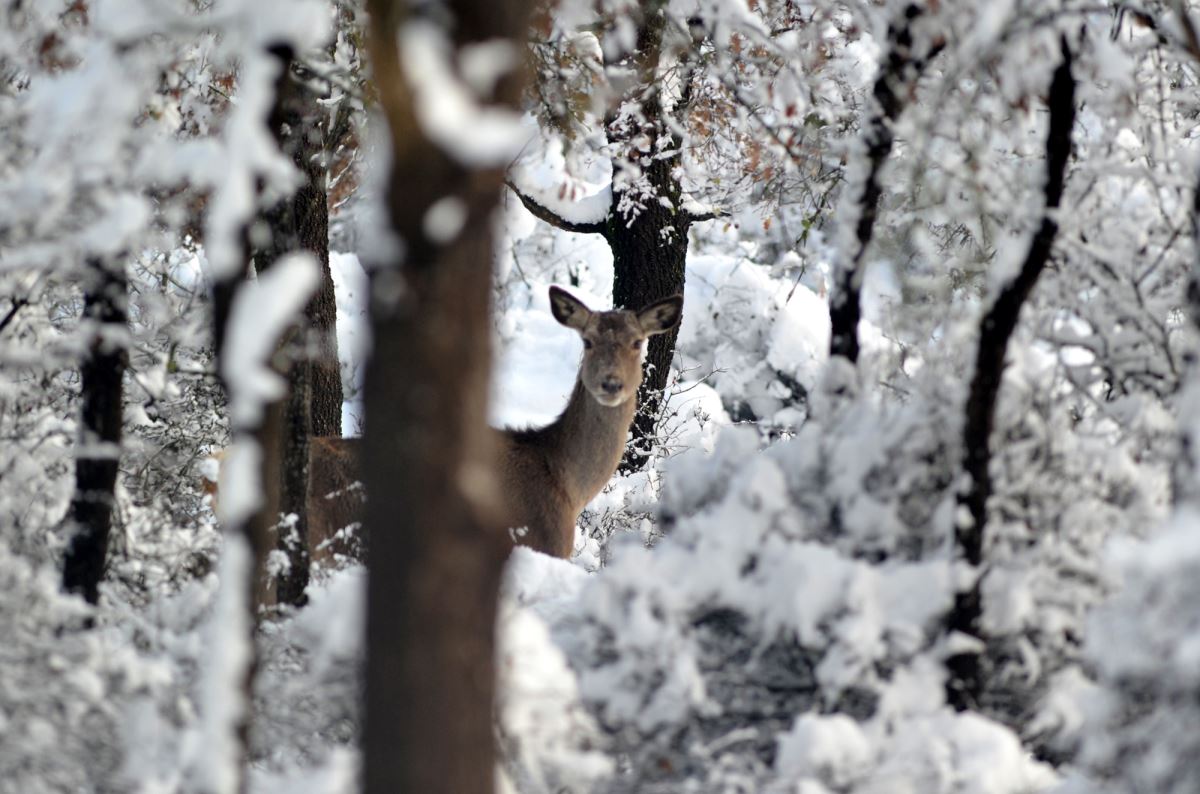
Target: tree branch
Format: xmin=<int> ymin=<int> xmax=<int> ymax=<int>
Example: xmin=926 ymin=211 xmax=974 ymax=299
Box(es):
xmin=830 ymin=2 xmax=944 ymax=364
xmin=504 ymin=180 xmax=607 ymax=235
xmin=946 ymin=38 xmax=1077 ymax=712
xmin=0 ymin=296 xmax=28 ymax=336
xmin=687 ymin=209 xmax=727 ymax=224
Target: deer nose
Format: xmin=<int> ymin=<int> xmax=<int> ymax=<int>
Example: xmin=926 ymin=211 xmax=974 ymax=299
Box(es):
xmin=600 ymin=377 xmax=623 ymax=395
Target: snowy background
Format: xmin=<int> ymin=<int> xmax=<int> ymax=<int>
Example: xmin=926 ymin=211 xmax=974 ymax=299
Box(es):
xmin=3 ymin=0 xmax=1200 ymax=793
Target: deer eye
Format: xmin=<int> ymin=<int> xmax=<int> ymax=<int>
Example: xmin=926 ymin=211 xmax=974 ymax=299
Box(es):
xmin=631 ymin=339 xmax=642 ymax=350
xmin=583 ymin=339 xmax=593 ymax=350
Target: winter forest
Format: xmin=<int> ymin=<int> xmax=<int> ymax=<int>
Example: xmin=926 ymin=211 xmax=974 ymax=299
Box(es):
xmin=8 ymin=0 xmax=1200 ymax=791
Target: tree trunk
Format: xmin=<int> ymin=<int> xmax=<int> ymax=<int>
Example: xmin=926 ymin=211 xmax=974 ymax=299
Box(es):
xmin=258 ymin=45 xmax=343 ymax=607
xmin=362 ymin=2 xmax=529 ymax=793
xmin=62 ymin=261 xmax=128 ymax=605
xmin=606 ymin=156 xmax=689 ymax=470
xmin=945 ymin=41 xmax=1075 ymax=711
xmin=605 ymin=2 xmax=682 ymax=471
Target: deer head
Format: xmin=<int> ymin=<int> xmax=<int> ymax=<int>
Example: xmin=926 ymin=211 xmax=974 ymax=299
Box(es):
xmin=548 ymin=285 xmax=683 ymax=408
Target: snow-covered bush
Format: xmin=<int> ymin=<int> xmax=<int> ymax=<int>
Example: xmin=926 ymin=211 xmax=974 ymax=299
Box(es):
xmin=1060 ymin=510 xmax=1200 ymax=794
xmin=678 ymin=251 xmax=830 ymax=427
xmin=494 ymin=327 xmax=1164 ymax=790
xmin=533 ymin=415 xmax=1060 ymax=793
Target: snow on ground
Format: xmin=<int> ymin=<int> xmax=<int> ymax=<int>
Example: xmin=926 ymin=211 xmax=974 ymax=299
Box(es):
xmin=679 ymin=252 xmax=830 ymax=423
xmin=497 ymin=551 xmax=612 ymax=792
xmin=490 ymin=285 xmax=592 ymax=429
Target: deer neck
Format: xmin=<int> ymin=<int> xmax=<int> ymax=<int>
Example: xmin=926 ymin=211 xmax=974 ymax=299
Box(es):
xmin=546 ymin=378 xmax=637 ymax=510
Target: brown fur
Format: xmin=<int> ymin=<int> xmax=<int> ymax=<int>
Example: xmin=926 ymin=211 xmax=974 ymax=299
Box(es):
xmin=307 ymin=435 xmax=367 ymax=566
xmin=305 ymin=287 xmax=682 ymax=560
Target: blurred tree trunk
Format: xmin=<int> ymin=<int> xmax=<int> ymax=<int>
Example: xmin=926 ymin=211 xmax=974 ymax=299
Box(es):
xmin=257 ymin=44 xmax=343 ymax=607
xmin=212 ymin=240 xmax=284 ymax=615
xmin=361 ymin=1 xmax=529 ymax=793
xmin=946 ymin=41 xmax=1075 ymax=711
xmin=209 ymin=181 xmax=282 ymax=794
xmin=62 ymin=260 xmax=128 ymax=605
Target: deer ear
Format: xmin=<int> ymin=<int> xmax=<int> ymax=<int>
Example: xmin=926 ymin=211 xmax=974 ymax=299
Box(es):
xmin=548 ymin=286 xmax=591 ymax=331
xmin=636 ymin=294 xmax=683 ymax=336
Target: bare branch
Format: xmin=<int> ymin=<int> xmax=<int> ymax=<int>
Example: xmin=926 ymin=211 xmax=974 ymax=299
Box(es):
xmin=687 ymin=209 xmax=727 ymax=224
xmin=503 ymin=180 xmax=608 ymax=235
xmin=0 ymin=296 xmax=28 ymax=336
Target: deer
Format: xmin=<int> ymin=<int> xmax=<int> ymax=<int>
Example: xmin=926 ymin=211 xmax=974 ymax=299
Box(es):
xmin=305 ymin=285 xmax=683 ymax=562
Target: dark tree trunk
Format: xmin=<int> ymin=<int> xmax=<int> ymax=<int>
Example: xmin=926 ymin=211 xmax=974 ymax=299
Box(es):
xmin=1180 ymin=165 xmax=1200 ymax=502
xmin=258 ymin=45 xmax=343 ymax=607
xmin=605 ymin=3 xmax=688 ymax=471
xmin=945 ymin=41 xmax=1075 ymax=711
xmin=362 ymin=1 xmax=529 ymax=793
xmin=607 ymin=156 xmax=689 ymax=469
xmin=62 ymin=262 xmax=128 ymax=605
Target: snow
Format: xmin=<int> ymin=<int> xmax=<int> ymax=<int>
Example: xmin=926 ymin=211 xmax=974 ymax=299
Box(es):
xmin=775 ymin=714 xmax=871 ymax=790
xmin=502 ymin=548 xmax=589 ymax=625
xmin=399 ymin=21 xmax=532 ymax=166
xmin=506 ymin=124 xmax=613 ymax=227
xmin=218 ymin=439 xmax=263 ymax=530
xmin=422 ymin=195 xmax=468 ymax=243
xmin=678 ymin=252 xmax=830 ymax=423
xmin=329 ymin=252 xmax=369 ymax=435
xmin=291 ymin=565 xmax=365 ymax=678
xmin=190 ymin=536 xmax=252 ymax=794
xmin=491 ymin=289 xmax=586 ymax=428
xmin=249 ymin=750 xmax=358 ymax=794
xmin=221 ymin=254 xmax=320 ymax=429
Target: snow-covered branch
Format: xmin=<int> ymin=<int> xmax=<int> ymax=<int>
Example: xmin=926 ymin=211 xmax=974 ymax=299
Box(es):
xmin=830 ymin=2 xmax=944 ymax=364
xmin=947 ymin=38 xmax=1077 ymax=712
xmin=504 ymin=180 xmax=608 ymax=235
xmin=686 ymin=208 xmax=728 ymax=224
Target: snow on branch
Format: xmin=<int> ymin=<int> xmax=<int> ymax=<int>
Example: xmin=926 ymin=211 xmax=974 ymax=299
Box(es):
xmin=202 ymin=0 xmax=332 ymax=281
xmin=947 ymin=38 xmax=1077 ymax=712
xmin=504 ymin=179 xmax=609 ymax=235
xmin=220 ymin=253 xmax=320 ymax=432
xmin=189 ymin=535 xmax=253 ymax=794
xmin=400 ymin=21 xmax=531 ymax=166
xmin=830 ymin=2 xmax=944 ymax=364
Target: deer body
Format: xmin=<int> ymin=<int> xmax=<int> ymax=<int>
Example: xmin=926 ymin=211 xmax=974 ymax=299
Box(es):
xmin=498 ymin=379 xmax=637 ymax=557
xmin=306 ymin=287 xmax=682 ymax=560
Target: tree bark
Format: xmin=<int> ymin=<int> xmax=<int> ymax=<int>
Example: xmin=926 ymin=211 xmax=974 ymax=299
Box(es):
xmin=258 ymin=44 xmax=343 ymax=607
xmin=606 ymin=156 xmax=689 ymax=470
xmin=1180 ymin=158 xmax=1200 ymax=502
xmin=946 ymin=40 xmax=1075 ymax=711
xmin=362 ymin=2 xmax=529 ymax=793
xmin=605 ymin=3 xmax=689 ymax=470
xmin=62 ymin=261 xmax=128 ymax=606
